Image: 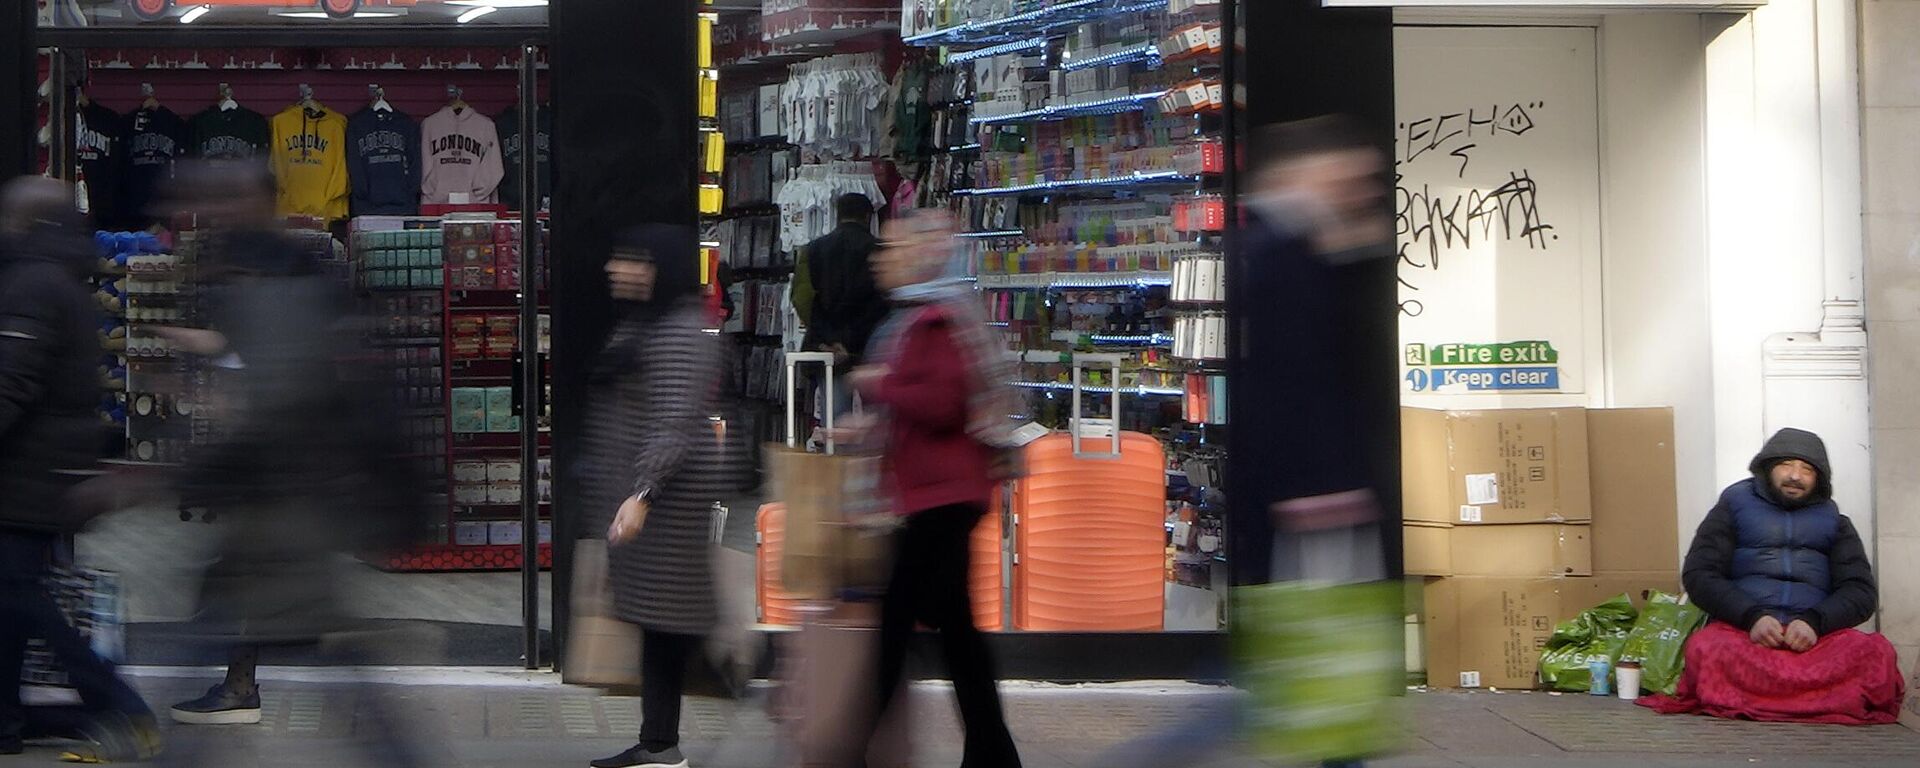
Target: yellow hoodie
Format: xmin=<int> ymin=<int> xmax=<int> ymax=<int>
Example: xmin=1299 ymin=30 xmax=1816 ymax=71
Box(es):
xmin=270 ymin=104 xmax=349 ymax=222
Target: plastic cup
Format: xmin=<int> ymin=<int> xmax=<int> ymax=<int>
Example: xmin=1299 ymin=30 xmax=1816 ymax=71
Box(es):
xmin=1616 ymin=663 xmax=1643 ymax=701
xmin=1587 ymin=659 xmax=1612 ymax=696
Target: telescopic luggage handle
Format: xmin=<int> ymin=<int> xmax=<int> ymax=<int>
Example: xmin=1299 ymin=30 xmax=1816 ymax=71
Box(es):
xmin=784 ymin=351 xmax=837 ymax=454
xmin=1070 ymin=352 xmax=1124 ymax=460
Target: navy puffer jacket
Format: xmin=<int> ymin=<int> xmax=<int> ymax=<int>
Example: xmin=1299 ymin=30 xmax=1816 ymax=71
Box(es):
xmin=1682 ymin=429 xmax=1878 ymax=635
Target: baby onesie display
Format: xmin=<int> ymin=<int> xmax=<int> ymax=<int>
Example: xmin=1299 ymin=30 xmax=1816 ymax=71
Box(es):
xmin=347 ymin=107 xmax=423 ymax=216
xmin=420 ymin=105 xmax=505 ymax=206
xmin=76 ymin=102 xmax=125 ymax=226
xmin=123 ymin=106 xmax=189 ymax=226
xmin=780 ymin=53 xmax=890 ymax=159
xmin=189 ymin=105 xmax=270 ymax=167
xmin=270 ymin=103 xmax=350 ymax=221
xmin=774 ymin=162 xmax=885 ymax=252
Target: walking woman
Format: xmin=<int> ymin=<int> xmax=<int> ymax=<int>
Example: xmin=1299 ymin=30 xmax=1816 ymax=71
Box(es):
xmin=851 ymin=211 xmax=1024 ymax=768
xmin=584 ymin=225 xmax=726 ymax=768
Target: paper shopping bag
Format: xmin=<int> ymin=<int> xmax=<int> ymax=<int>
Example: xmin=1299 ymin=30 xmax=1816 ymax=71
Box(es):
xmin=563 ymin=539 xmax=642 ymax=688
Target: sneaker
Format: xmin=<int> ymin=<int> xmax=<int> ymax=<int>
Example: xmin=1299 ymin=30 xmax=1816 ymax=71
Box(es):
xmin=169 ymin=684 xmax=262 ymax=726
xmin=589 ymin=744 xmax=688 ymax=768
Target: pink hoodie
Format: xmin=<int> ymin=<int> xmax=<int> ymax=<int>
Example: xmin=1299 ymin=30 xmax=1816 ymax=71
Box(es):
xmin=420 ymin=105 xmax=504 ymax=205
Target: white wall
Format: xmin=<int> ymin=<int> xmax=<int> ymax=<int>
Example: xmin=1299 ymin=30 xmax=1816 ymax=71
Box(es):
xmin=1595 ymin=14 xmax=1717 ymax=563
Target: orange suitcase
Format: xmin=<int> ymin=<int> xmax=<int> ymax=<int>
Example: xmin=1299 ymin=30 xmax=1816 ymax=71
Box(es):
xmin=755 ymin=503 xmax=803 ymax=627
xmin=1010 ymin=355 xmax=1167 ymax=631
xmin=972 ymin=498 xmax=1005 ymax=631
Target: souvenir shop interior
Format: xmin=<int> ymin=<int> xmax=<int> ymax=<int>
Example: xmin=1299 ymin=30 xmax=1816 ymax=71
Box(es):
xmin=23 ymin=0 xmax=1254 ymax=675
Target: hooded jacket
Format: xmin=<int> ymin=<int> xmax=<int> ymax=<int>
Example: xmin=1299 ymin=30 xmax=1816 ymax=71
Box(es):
xmin=0 ymin=225 xmax=109 ymax=532
xmin=1682 ymin=429 xmax=1878 ymax=636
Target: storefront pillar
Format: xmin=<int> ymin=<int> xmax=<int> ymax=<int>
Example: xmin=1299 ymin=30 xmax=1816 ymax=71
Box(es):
xmin=547 ymin=0 xmax=699 ymax=665
xmin=1 ymin=0 xmax=34 ymax=180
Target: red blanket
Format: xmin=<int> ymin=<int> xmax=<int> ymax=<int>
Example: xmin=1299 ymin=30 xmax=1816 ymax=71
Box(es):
xmin=1639 ymin=620 xmax=1905 ymax=725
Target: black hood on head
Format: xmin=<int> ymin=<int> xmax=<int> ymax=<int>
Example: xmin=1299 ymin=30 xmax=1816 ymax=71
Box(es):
xmin=1749 ymin=427 xmax=1833 ymax=507
xmin=609 ymin=223 xmax=699 ymax=315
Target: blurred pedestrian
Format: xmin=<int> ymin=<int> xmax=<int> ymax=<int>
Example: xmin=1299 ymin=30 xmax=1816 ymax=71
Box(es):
xmin=0 ymin=176 xmax=159 ymax=762
xmin=147 ymin=163 xmax=424 ymax=764
xmin=850 ymin=210 xmax=1023 ymax=768
xmin=583 ymin=225 xmax=730 ymax=768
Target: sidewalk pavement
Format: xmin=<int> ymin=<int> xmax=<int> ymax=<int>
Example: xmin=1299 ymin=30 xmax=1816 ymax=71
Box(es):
xmin=8 ymin=668 xmax=1919 ymax=768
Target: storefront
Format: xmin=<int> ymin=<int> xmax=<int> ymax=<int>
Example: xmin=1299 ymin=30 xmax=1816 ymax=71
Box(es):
xmin=3 ymin=0 xmax=1417 ymax=681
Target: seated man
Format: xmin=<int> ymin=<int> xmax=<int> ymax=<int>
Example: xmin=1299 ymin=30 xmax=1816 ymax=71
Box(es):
xmin=1645 ymin=428 xmax=1904 ymax=724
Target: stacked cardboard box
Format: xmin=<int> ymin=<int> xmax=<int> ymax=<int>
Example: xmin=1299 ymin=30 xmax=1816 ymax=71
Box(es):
xmin=1404 ymin=406 xmax=1682 ymax=689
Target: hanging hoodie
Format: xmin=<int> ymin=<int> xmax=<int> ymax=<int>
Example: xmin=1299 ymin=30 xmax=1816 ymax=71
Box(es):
xmin=420 ymin=105 xmax=504 ymax=206
xmin=494 ymin=104 xmax=552 ymax=212
xmin=270 ymin=103 xmax=350 ymax=222
xmin=123 ymin=106 xmax=190 ymax=227
xmin=76 ymin=102 xmax=126 ymax=228
xmin=190 ymin=105 xmax=271 ymax=167
xmin=346 ymin=107 xmax=422 ymax=216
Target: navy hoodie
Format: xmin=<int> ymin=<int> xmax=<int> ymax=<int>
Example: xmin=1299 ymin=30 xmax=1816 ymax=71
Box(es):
xmin=346 ymin=107 xmax=422 ymax=217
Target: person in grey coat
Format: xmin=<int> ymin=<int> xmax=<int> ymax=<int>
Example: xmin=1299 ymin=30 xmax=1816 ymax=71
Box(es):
xmin=584 ymin=225 xmax=728 ymax=768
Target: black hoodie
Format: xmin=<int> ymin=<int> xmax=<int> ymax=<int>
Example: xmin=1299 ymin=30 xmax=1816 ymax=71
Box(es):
xmin=0 ymin=224 xmax=109 ymax=531
xmin=1683 ymin=428 xmax=1877 ymax=635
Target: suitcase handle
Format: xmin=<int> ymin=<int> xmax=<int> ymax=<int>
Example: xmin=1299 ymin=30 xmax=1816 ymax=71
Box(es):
xmin=784 ymin=351 xmax=837 ymax=453
xmin=1070 ymin=352 xmax=1124 ymax=459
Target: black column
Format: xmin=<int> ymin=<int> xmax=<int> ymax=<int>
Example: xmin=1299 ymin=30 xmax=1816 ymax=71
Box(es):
xmin=548 ymin=0 xmax=698 ymax=665
xmin=1227 ymin=1 xmax=1400 ymax=585
xmin=1 ymin=0 xmax=34 ymax=181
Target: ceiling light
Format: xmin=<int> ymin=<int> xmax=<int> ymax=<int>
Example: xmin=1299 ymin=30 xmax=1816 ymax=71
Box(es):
xmin=456 ymin=5 xmax=497 ymax=23
xmin=179 ymin=4 xmax=210 ymax=23
xmin=445 ymin=0 xmax=546 ymax=7
xmin=274 ymin=10 xmax=401 ymax=18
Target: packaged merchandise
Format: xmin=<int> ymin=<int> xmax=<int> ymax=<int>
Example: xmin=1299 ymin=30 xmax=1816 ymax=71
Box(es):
xmin=485 ymin=386 xmax=518 ymax=433
xmin=453 ymin=521 xmax=489 ymax=546
xmin=452 ymin=387 xmax=487 ymax=433
xmin=488 ymin=521 xmax=523 ymax=545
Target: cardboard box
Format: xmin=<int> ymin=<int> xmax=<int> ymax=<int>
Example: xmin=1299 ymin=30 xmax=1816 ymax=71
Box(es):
xmin=453 ymin=483 xmax=489 ymax=506
xmin=1402 ymin=407 xmax=1592 ymax=525
xmin=1450 ymin=523 xmax=1592 ymax=577
xmin=1422 ymin=576 xmax=1574 ymax=689
xmin=453 ymin=462 xmax=489 ymax=484
xmin=1564 ymin=570 xmax=1682 ymax=610
xmin=1403 ymin=522 xmax=1452 ymax=577
xmin=487 ymin=459 xmax=521 ymax=483
xmin=488 ymin=520 xmax=524 ymax=545
xmin=1588 ymin=408 xmax=1680 ymax=574
xmin=453 ymin=521 xmax=489 ymax=546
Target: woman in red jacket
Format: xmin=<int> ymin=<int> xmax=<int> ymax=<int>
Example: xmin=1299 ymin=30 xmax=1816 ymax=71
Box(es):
xmin=851 ymin=211 xmax=1023 ymax=768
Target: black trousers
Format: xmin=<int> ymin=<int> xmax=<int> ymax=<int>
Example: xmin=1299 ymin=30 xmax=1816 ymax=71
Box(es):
xmin=639 ymin=629 xmax=701 ymax=752
xmin=871 ymin=503 xmax=1019 ymax=768
xmin=0 ymin=529 xmax=149 ymax=745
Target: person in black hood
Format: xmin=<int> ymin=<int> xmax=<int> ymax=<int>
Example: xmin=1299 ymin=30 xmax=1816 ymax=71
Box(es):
xmin=1682 ymin=428 xmax=1878 ymax=650
xmin=583 ymin=225 xmax=734 ymax=768
xmin=1655 ymin=428 xmax=1903 ymax=723
xmin=0 ymin=177 xmax=160 ymax=761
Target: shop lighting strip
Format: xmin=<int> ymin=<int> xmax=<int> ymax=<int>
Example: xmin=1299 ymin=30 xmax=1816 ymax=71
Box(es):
xmin=1012 ymin=380 xmax=1185 ymax=397
xmin=1090 ymin=333 xmax=1174 ymax=347
xmin=970 ymin=91 xmax=1166 ymax=126
xmin=1060 ymin=43 xmax=1161 ymax=72
xmin=946 ymin=37 xmax=1049 ymax=63
xmin=955 ymin=229 xmax=1027 ymax=239
xmin=975 ymin=271 xmax=1175 ymax=289
xmin=952 ymin=171 xmax=1197 ymax=197
xmin=905 ymin=0 xmax=1167 ymax=48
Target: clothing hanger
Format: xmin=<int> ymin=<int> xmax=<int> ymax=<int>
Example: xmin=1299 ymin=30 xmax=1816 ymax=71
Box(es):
xmin=139 ymin=83 xmax=159 ymax=111
xmin=447 ymin=84 xmax=468 ymax=115
xmin=217 ymin=83 xmax=238 ymax=112
xmin=369 ymin=84 xmax=392 ymax=113
xmin=297 ymin=83 xmax=323 ymax=116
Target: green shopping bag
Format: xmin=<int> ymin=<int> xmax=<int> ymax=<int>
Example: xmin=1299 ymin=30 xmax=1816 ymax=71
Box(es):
xmin=1234 ymin=581 xmax=1402 ymax=764
xmin=1537 ymin=593 xmax=1638 ymax=692
xmin=1616 ymin=591 xmax=1708 ymax=695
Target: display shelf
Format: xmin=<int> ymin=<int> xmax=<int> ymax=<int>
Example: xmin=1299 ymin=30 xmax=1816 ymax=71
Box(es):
xmin=977 ymin=270 xmax=1174 ymax=289
xmin=1060 ymin=43 xmax=1161 ymax=71
xmin=945 ymin=37 xmax=1049 ymax=63
xmin=970 ymin=91 xmax=1165 ymax=125
xmin=904 ymin=0 xmax=1167 ymax=48
xmin=373 ymin=542 xmax=553 ymax=573
xmin=954 ymin=171 xmax=1198 ymax=197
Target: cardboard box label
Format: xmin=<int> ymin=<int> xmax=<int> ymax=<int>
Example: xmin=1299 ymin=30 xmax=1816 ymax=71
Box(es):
xmin=1465 ymin=474 xmax=1500 ymax=505
xmin=1458 ymin=505 xmax=1482 ymax=523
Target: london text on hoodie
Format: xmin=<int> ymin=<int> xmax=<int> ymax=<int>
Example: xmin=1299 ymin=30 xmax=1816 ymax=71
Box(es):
xmin=124 ymin=106 xmax=189 ymax=227
xmin=270 ymin=103 xmax=350 ymax=222
xmin=190 ymin=105 xmax=271 ymax=166
xmin=76 ymin=102 xmax=125 ymax=227
xmin=420 ymin=105 xmax=504 ymax=206
xmin=347 ymin=107 xmax=422 ymax=216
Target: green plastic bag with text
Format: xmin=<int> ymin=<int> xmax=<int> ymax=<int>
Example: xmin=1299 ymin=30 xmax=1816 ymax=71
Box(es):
xmin=1235 ymin=581 xmax=1402 ymax=765
xmin=1616 ymin=591 xmax=1708 ymax=695
xmin=1537 ymin=593 xmax=1638 ymax=692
